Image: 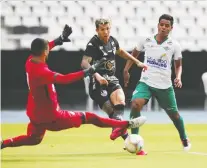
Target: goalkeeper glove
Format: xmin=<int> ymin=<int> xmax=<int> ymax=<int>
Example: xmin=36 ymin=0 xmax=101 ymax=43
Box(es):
xmin=54 ymin=24 xmax=72 ymax=46
xmin=83 ymin=58 xmax=107 ymax=77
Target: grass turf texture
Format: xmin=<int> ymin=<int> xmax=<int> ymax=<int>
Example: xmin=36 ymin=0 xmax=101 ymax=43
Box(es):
xmin=1 ymin=124 xmax=207 ymax=168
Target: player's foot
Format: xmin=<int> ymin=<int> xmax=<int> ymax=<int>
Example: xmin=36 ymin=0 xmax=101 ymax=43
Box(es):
xmin=110 ymin=127 xmax=128 ymax=140
xmin=182 ymin=138 xmax=191 ymax=151
xmin=1 ymin=137 xmax=4 ymax=149
xmin=136 ymin=150 xmax=148 ymax=155
xmin=128 ymin=116 xmax=147 ymax=128
xmin=110 ymin=116 xmax=146 ymax=141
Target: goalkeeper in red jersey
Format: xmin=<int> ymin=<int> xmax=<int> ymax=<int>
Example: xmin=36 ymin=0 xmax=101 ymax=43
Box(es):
xmin=1 ymin=25 xmax=146 ymax=149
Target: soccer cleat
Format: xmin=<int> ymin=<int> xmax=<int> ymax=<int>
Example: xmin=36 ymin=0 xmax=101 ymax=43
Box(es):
xmin=182 ymin=138 xmax=191 ymax=151
xmin=128 ymin=116 xmax=147 ymax=129
xmin=110 ymin=127 xmax=128 ymax=140
xmin=136 ymin=150 xmax=148 ymax=155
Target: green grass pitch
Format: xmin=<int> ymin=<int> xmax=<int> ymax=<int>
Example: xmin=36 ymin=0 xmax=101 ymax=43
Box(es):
xmin=1 ymin=124 xmax=207 ymax=168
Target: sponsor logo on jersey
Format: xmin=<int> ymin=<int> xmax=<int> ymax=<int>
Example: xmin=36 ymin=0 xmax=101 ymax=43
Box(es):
xmin=147 ymin=56 xmax=167 ymax=69
xmin=167 ymin=41 xmax=173 ymax=45
xmin=161 ymin=53 xmax=167 ymax=57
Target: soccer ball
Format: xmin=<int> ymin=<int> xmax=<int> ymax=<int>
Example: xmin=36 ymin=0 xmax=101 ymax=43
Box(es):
xmin=124 ymin=134 xmax=144 ymax=153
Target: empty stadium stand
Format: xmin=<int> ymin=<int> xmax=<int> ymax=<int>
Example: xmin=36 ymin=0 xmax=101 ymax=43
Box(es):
xmin=1 ymin=0 xmax=207 ymax=51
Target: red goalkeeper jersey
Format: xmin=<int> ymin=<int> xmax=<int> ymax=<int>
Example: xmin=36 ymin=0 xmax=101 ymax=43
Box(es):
xmin=25 ymin=41 xmax=84 ymax=123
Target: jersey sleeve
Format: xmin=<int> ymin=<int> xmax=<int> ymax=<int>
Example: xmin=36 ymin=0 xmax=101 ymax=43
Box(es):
xmin=84 ymin=42 xmax=97 ymax=58
xmin=112 ymin=37 xmax=120 ymax=50
xmin=35 ymin=66 xmax=57 ymax=86
xmin=173 ymin=42 xmax=182 ymax=60
xmin=48 ymin=41 xmax=55 ymax=50
xmin=135 ymin=37 xmax=146 ymax=51
xmin=36 ymin=66 xmax=84 ymax=86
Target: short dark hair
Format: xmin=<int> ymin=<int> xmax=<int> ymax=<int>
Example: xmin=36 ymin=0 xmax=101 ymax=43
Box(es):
xmin=95 ymin=18 xmax=111 ymax=29
xmin=31 ymin=38 xmax=48 ymax=56
xmin=159 ymin=14 xmax=174 ymax=26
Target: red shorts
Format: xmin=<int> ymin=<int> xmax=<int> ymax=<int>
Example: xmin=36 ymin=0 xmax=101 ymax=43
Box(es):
xmin=27 ymin=110 xmax=85 ymax=139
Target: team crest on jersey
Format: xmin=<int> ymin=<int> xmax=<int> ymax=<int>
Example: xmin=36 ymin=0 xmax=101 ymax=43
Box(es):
xmin=105 ymin=60 xmax=114 ymax=71
xmin=146 ymin=38 xmax=151 ymax=42
xmin=163 ymin=46 xmax=170 ymax=51
xmin=101 ymin=90 xmax=108 ymax=97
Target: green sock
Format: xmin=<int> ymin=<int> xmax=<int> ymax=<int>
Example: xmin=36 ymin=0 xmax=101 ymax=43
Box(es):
xmin=130 ymin=109 xmax=141 ymax=134
xmin=172 ymin=116 xmax=187 ymax=140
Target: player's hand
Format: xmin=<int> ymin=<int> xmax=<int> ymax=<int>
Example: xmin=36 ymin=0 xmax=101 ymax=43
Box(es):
xmin=83 ymin=58 xmax=107 ymax=77
xmin=136 ymin=62 xmax=148 ymax=72
xmin=174 ymin=78 xmax=182 ymax=88
xmin=123 ymin=70 xmax=130 ymax=87
xmin=54 ymin=24 xmax=72 ymax=45
xmin=61 ymin=24 xmax=72 ymax=42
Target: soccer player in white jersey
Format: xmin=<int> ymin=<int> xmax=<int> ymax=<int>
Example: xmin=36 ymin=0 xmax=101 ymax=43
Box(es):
xmin=123 ymin=14 xmax=191 ymax=154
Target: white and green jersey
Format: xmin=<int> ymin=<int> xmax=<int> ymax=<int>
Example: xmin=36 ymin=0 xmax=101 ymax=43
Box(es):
xmin=136 ymin=35 xmax=182 ymax=89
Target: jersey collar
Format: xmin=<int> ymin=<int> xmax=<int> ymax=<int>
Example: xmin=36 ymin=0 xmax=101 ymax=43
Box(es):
xmin=154 ymin=34 xmax=168 ymax=45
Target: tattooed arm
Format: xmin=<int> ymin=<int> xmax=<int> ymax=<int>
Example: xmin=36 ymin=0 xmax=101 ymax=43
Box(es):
xmin=81 ymin=55 xmax=108 ymax=85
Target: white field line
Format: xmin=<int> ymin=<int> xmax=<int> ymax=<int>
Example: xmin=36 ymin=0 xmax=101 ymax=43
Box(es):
xmin=164 ymin=151 xmax=207 ymax=156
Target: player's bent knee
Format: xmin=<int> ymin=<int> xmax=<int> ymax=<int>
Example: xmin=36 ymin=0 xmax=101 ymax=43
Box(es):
xmin=131 ymin=100 xmax=143 ymax=111
xmin=168 ymin=112 xmax=180 ymax=120
xmin=29 ymin=135 xmax=43 ymax=145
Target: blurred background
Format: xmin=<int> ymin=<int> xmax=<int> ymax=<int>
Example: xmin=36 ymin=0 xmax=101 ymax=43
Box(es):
xmin=1 ymin=0 xmax=207 ymax=122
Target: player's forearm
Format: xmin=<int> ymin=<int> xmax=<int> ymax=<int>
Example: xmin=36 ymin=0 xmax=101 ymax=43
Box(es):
xmin=117 ymin=48 xmax=141 ymax=66
xmin=175 ymin=66 xmax=182 ymax=79
xmin=124 ymin=49 xmax=140 ymax=72
xmin=174 ymin=60 xmax=182 ymax=79
xmin=55 ymin=71 xmax=85 ymax=84
xmin=81 ymin=60 xmax=91 ymax=69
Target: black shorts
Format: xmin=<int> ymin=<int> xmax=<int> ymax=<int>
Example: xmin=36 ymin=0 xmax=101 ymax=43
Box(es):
xmin=89 ymin=75 xmax=122 ymax=108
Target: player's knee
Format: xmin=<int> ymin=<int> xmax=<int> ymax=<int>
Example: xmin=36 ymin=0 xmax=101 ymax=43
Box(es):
xmin=168 ymin=112 xmax=180 ymax=120
xmin=30 ymin=135 xmax=43 ymax=145
xmin=131 ymin=100 xmax=142 ymax=111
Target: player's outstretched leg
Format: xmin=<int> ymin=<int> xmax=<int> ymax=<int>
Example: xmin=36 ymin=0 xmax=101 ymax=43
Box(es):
xmin=84 ymin=112 xmax=146 ymax=129
xmin=1 ymin=123 xmax=46 ymax=149
xmin=1 ymin=135 xmax=43 ymax=149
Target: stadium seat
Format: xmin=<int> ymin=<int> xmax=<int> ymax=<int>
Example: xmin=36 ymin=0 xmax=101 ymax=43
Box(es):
xmin=1 ymin=3 xmax=14 ymax=16
xmin=22 ymin=16 xmax=40 ymax=27
xmin=1 ymin=0 xmax=207 ymax=51
xmin=197 ymin=39 xmax=207 ymax=51
xmin=15 ymin=5 xmax=31 ymax=16
xmin=32 ymin=5 xmax=48 ymax=16
xmin=40 ymin=16 xmax=57 ymax=27
xmin=4 ymin=16 xmax=22 ymax=27
xmin=170 ymin=6 xmax=189 ymax=18
xmin=171 ymin=25 xmax=188 ymax=40
xmin=57 ymin=16 xmax=75 ymax=27
xmin=101 ymin=5 xmax=119 ymax=18
xmin=179 ymin=17 xmax=196 ymax=29
xmin=48 ymin=6 xmax=66 ymax=16
xmin=66 ymin=5 xmax=84 ymax=18
xmin=119 ymin=6 xmax=136 ymax=18
xmin=196 ymin=16 xmax=207 ymax=29
xmin=24 ymin=1 xmax=42 ymax=6
xmin=82 ymin=2 xmax=101 ymax=18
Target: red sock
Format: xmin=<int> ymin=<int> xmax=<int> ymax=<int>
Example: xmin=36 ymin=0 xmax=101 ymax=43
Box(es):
xmin=85 ymin=112 xmax=129 ymax=128
xmin=2 ymin=135 xmax=41 ymax=149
